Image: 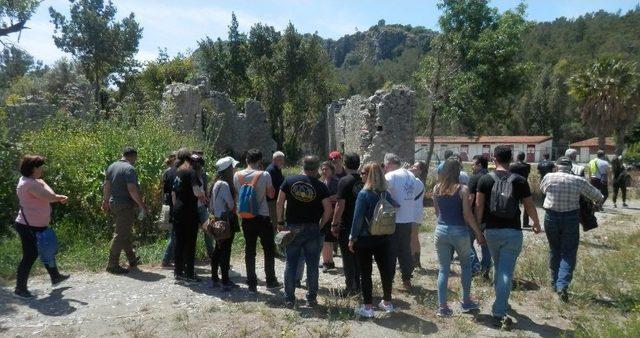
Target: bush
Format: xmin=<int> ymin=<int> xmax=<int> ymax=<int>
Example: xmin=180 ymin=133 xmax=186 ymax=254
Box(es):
xmin=625 ymin=142 xmax=640 ymax=166
xmin=12 ymin=114 xmax=201 ymax=240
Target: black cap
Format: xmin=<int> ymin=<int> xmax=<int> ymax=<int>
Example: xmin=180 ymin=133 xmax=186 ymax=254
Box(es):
xmin=122 ymin=146 xmax=137 ymax=156
xmin=556 ymin=156 xmax=572 ymax=167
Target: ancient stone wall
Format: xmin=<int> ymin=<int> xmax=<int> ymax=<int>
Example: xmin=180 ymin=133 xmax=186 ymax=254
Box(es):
xmin=5 ymin=96 xmax=57 ymax=137
xmin=329 ymin=85 xmax=415 ymax=164
xmin=162 ymin=83 xmax=276 ymax=160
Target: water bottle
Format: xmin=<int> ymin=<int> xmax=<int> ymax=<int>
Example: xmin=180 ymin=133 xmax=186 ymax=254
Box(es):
xmin=138 ymin=209 xmax=145 ymax=221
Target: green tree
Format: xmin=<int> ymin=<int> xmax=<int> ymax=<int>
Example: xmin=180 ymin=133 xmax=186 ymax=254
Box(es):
xmin=415 ymin=0 xmax=529 ymax=173
xmin=49 ymin=0 xmax=142 ymax=116
xmin=0 ymin=46 xmax=34 ymax=87
xmin=226 ymin=12 xmax=249 ymax=102
xmin=0 ymin=0 xmax=40 ymax=38
xmin=195 ymin=37 xmax=229 ymax=93
xmin=568 ymin=57 xmax=640 ymax=151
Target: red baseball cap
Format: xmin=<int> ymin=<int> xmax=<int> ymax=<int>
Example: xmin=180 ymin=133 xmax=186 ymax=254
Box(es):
xmin=328 ymin=151 xmax=342 ymax=160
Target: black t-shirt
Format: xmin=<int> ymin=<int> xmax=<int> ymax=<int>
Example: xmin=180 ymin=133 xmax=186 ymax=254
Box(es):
xmin=468 ymin=172 xmax=483 ymax=211
xmin=172 ymin=168 xmax=201 ymax=219
xmin=611 ymin=157 xmax=624 ymax=179
xmin=510 ymin=162 xmax=531 ymax=179
xmin=162 ymin=166 xmax=177 ymax=206
xmin=336 ymin=173 xmax=363 ymax=227
xmin=280 ymin=175 xmax=330 ymax=224
xmin=477 ymin=171 xmax=532 ymax=230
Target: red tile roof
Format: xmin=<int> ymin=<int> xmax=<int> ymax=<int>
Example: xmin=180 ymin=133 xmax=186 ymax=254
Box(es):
xmin=569 ymin=137 xmax=615 ymax=147
xmin=415 ymin=135 xmax=553 ymax=144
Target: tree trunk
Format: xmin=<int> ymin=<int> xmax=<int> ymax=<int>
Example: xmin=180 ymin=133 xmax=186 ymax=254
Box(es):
xmin=597 ymin=134 xmax=606 ymax=151
xmin=614 ymin=131 xmax=625 ymax=155
xmin=423 ymin=49 xmax=444 ymax=177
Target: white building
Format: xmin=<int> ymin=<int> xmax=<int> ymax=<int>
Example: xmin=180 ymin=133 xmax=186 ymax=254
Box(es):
xmin=570 ymin=137 xmax=616 ymax=162
xmin=415 ymin=135 xmax=554 ymax=163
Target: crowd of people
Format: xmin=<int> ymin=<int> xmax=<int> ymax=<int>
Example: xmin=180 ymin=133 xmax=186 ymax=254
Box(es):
xmin=11 ymin=143 xmax=633 ymax=330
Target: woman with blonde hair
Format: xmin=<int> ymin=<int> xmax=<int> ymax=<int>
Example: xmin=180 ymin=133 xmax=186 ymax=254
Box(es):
xmin=433 ymin=158 xmax=485 ymax=316
xmin=349 ymin=162 xmax=398 ymax=318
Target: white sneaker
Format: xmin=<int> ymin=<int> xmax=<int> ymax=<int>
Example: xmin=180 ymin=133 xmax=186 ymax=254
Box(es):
xmin=355 ymin=305 xmax=375 ymax=318
xmin=378 ymin=300 xmax=395 ymax=313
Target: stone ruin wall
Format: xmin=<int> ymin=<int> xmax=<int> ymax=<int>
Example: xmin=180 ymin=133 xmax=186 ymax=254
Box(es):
xmin=162 ymin=83 xmax=276 ymax=160
xmin=327 ymin=85 xmax=416 ymax=165
xmin=163 ymin=82 xmax=414 ymax=164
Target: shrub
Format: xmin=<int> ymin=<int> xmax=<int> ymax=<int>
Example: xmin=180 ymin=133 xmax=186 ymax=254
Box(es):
xmin=14 ymin=114 xmax=201 ymax=240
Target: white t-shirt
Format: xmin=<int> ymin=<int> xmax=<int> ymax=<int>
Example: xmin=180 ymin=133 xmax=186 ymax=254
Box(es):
xmin=385 ymin=168 xmax=423 ymax=224
xmin=233 ymin=169 xmax=273 ymax=217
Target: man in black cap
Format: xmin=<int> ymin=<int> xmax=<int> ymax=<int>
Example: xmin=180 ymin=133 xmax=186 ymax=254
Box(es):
xmin=102 ymin=147 xmax=147 ymax=274
xmin=540 ymin=157 xmax=603 ymax=302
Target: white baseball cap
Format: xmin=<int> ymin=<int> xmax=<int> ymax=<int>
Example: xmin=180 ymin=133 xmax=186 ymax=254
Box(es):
xmin=215 ymin=156 xmax=239 ymax=172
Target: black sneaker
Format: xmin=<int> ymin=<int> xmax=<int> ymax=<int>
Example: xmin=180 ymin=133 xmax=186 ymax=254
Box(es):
xmin=107 ymin=266 xmax=130 ymax=275
xmin=13 ymin=289 xmax=35 ymax=299
xmin=222 ymin=282 xmax=239 ymax=291
xmin=266 ymin=281 xmax=282 ymax=290
xmin=210 ymin=279 xmax=221 ymax=288
xmin=557 ymin=289 xmax=569 ymax=303
xmin=183 ymin=275 xmax=201 ymax=283
xmin=129 ymin=256 xmax=141 ymax=268
xmin=307 ymin=299 xmax=318 ymax=307
xmin=248 ymin=285 xmax=258 ymax=293
xmin=52 ymin=274 xmax=70 ymax=286
xmin=284 ymin=300 xmax=295 ymax=309
xmin=623 ymin=203 xmax=629 ymax=207
xmin=494 ymin=316 xmax=514 ymax=331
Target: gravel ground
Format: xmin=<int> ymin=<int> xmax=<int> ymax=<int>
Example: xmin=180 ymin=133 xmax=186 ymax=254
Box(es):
xmin=1 ymin=200 xmax=638 ymax=337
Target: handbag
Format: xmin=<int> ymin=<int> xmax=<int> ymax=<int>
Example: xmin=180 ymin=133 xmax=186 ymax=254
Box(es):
xmin=204 ymin=183 xmax=232 ymax=241
xmin=579 ymin=196 xmax=598 ymax=232
xmin=158 ymin=204 xmax=172 ymax=230
xmin=20 ymin=206 xmax=58 ymax=266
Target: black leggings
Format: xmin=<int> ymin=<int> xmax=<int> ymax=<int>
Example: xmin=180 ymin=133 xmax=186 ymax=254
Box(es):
xmin=355 ymin=236 xmax=393 ymax=305
xmin=174 ymin=216 xmax=199 ymax=278
xmin=211 ymin=232 xmax=235 ymax=283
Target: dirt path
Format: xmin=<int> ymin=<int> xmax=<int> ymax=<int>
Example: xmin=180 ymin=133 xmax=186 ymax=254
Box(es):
xmin=2 ymin=200 xmax=639 ymax=337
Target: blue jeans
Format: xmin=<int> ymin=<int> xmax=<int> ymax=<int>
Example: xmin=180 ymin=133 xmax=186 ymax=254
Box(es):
xmin=434 ymin=224 xmax=473 ymax=307
xmin=162 ymin=229 xmax=176 ymax=264
xmin=284 ymin=223 xmax=323 ymax=302
xmin=544 ymin=209 xmax=580 ymax=292
xmin=485 ymin=228 xmax=523 ymax=317
xmin=469 ymin=224 xmax=491 ymax=272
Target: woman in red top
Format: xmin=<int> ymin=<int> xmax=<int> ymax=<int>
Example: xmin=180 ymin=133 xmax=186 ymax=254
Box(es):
xmin=14 ymin=155 xmax=69 ymax=299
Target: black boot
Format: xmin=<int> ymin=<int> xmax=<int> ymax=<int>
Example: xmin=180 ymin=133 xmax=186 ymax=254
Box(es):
xmin=46 ymin=265 xmax=70 ymax=286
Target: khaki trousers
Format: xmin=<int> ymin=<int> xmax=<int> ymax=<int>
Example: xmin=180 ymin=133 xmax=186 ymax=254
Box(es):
xmin=107 ymin=202 xmax=137 ymax=268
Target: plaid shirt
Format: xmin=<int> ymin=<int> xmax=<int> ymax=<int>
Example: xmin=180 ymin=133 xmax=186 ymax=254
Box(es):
xmin=541 ymin=171 xmax=603 ymax=212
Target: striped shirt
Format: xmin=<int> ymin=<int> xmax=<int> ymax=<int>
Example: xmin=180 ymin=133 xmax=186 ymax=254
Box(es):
xmin=540 ymin=171 xmax=603 ymax=212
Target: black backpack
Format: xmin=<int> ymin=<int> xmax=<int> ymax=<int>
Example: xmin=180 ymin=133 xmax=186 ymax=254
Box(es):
xmin=488 ymin=172 xmax=519 ymax=219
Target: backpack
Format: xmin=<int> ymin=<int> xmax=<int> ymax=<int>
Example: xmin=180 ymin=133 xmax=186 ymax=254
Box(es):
xmin=488 ymin=172 xmax=519 ymax=219
xmin=368 ymin=191 xmax=397 ymax=236
xmin=237 ymin=171 xmax=262 ymax=219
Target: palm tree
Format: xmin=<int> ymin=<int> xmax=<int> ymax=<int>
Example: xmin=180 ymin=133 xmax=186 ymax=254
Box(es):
xmin=568 ymin=58 xmax=640 ymax=152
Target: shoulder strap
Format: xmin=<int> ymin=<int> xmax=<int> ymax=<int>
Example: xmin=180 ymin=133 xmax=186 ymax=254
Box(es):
xmin=249 ymin=171 xmax=263 ymax=186
xmin=488 ymin=171 xmax=499 ymax=182
xmin=19 ymin=206 xmax=31 ymax=227
xmin=507 ymin=173 xmax=518 ymax=183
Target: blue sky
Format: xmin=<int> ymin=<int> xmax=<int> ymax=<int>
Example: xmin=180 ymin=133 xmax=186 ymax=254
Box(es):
xmin=6 ymin=0 xmax=640 ymax=65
